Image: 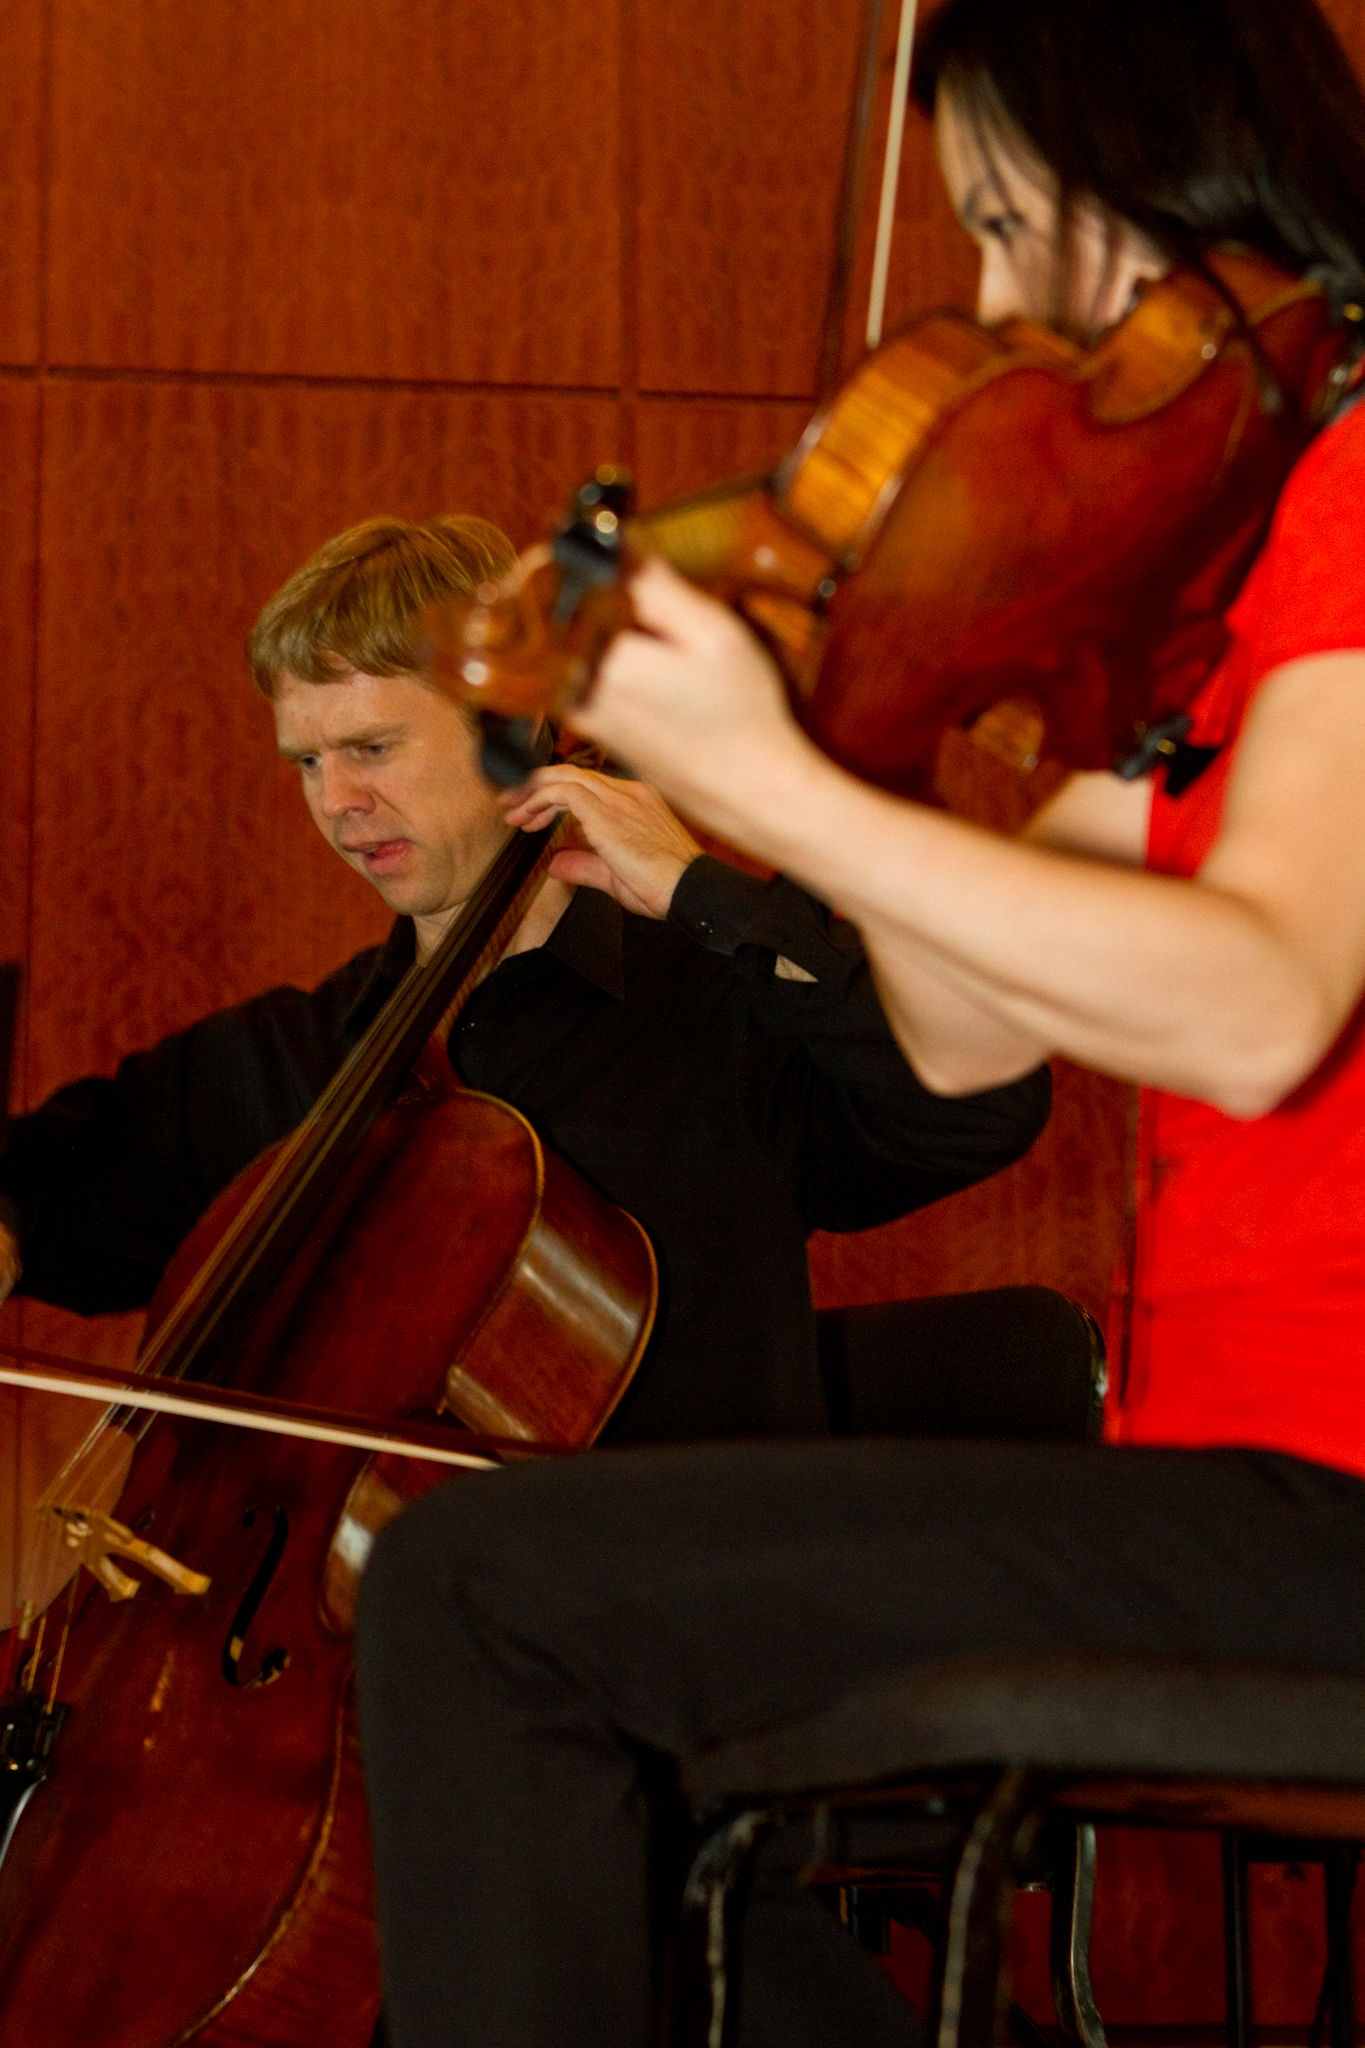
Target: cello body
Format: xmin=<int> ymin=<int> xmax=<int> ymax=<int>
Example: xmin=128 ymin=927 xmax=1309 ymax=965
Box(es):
xmin=0 ymin=1078 xmax=654 ymax=2047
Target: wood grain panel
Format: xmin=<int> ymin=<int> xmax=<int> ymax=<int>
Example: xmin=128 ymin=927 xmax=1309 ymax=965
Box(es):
xmin=0 ymin=381 xmax=39 ymax=1071
xmin=27 ymin=379 xmax=619 ymax=1099
xmin=635 ymin=0 xmax=866 ymax=396
xmin=0 ymin=1 xmax=42 ymax=367
xmin=48 ymin=0 xmax=620 ymax=386
xmin=634 ymin=395 xmax=812 ymax=507
xmin=1320 ymin=0 xmax=1365 ymax=66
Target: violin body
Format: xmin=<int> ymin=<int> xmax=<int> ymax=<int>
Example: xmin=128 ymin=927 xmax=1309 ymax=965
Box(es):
xmin=0 ymin=1078 xmax=654 ymax=2047
xmin=448 ymin=254 xmax=1351 ymax=792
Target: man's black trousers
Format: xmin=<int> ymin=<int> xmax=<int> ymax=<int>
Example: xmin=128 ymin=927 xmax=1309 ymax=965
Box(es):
xmin=354 ymin=1437 xmax=1365 ymax=2048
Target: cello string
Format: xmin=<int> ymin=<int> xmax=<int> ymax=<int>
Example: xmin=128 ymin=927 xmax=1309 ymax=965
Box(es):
xmin=126 ymin=821 xmax=561 ymax=1403
xmin=866 ymin=0 xmax=919 ymax=350
xmin=44 ymin=1570 xmax=79 ymax=1714
xmin=6 ymin=1378 xmax=19 ymax=1647
xmin=30 ymin=1389 xmax=127 ymax=1621
xmin=47 ymin=828 xmax=540 ymax=1502
xmin=20 ymin=1609 xmax=45 ymax=1693
xmin=22 ymin=824 xmax=564 ymax=1554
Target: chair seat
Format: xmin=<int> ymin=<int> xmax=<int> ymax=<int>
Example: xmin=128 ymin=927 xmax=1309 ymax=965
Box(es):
xmin=680 ymin=1651 xmax=1365 ymax=1800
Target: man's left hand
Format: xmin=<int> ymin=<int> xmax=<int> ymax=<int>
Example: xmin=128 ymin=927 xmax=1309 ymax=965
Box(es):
xmin=501 ymin=765 xmax=701 ymax=919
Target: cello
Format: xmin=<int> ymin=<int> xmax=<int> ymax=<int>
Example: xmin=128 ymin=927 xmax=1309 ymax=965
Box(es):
xmin=0 ymin=817 xmax=656 ymax=2048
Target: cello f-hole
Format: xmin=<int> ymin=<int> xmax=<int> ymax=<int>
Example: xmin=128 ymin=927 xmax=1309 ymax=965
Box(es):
xmin=222 ymin=1506 xmax=291 ymax=1690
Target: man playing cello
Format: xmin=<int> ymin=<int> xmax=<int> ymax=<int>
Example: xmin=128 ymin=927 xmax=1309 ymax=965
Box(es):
xmin=0 ymin=511 xmax=1048 ymax=1455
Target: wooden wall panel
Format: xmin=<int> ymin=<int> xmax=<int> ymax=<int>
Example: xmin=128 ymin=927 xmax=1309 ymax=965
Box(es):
xmin=27 ymin=379 xmax=619 ymax=1098
xmin=0 ymin=382 xmax=39 ymax=1018
xmin=635 ymin=395 xmax=812 ymax=505
xmin=48 ymin=0 xmax=621 ymax=386
xmin=0 ymin=1 xmax=42 ymax=368
xmin=1321 ymin=0 xmax=1365 ymax=52
xmin=635 ymin=0 xmax=865 ymax=396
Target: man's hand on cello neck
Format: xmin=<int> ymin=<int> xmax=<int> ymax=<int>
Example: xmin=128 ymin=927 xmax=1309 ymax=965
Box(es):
xmin=502 ymin=765 xmax=702 ymax=922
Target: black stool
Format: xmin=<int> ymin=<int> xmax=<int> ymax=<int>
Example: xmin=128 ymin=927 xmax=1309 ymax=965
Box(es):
xmin=679 ymin=1650 xmax=1365 ymax=2048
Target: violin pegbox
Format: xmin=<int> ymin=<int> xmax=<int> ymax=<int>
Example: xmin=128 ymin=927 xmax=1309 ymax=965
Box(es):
xmin=552 ymin=466 xmax=635 ymax=627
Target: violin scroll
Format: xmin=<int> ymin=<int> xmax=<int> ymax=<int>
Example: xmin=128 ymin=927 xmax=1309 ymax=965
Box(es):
xmin=432 ymin=469 xmax=640 ymax=752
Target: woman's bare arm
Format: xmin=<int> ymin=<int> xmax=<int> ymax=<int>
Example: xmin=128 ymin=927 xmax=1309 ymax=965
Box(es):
xmin=575 ymin=560 xmax=1365 ymax=1114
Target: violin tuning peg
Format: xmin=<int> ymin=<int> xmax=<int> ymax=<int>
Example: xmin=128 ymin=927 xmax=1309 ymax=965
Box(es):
xmin=552 ymin=474 xmax=636 ymax=627
xmin=569 ymin=469 xmax=634 ymax=526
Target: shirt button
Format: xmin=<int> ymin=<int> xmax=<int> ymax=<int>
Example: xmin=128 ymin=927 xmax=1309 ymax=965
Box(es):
xmin=695 ymin=918 xmax=715 ymax=938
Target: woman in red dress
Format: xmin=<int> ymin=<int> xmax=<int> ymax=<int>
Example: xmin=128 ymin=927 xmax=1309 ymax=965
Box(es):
xmin=355 ymin=3 xmax=1365 ymax=2043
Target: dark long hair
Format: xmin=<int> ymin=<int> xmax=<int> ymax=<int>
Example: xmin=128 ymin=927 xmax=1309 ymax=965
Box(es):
xmin=912 ymin=0 xmax=1365 ymax=306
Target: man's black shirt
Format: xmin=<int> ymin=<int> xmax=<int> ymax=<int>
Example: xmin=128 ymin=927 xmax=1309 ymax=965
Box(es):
xmin=0 ymin=860 xmax=1050 ymax=1442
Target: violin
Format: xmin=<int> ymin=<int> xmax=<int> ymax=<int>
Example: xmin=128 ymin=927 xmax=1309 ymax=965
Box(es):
xmin=436 ymin=252 xmax=1358 ymax=799
xmin=0 ymin=820 xmax=656 ymax=2048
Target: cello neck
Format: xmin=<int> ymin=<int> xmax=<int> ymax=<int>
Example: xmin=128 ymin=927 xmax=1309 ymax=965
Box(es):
xmin=136 ymin=819 xmax=565 ymax=1392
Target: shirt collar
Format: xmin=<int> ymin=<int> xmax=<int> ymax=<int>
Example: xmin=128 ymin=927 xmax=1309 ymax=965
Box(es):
xmin=541 ymin=884 xmax=626 ymax=999
xmin=342 ymin=885 xmax=625 ymax=1040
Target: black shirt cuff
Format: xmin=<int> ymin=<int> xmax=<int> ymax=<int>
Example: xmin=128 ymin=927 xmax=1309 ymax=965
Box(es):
xmin=667 ymin=856 xmax=774 ymax=956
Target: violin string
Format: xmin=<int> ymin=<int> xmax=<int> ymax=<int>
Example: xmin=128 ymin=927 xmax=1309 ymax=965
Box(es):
xmin=20 ymin=825 xmax=562 ymax=1589
xmin=866 ymin=0 xmax=919 ymax=351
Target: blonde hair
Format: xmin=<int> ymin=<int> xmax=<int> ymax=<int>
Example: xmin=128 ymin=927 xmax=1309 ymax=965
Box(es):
xmin=248 ymin=513 xmax=516 ymax=698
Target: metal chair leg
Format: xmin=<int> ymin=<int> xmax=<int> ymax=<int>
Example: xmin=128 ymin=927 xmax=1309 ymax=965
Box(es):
xmin=938 ymin=1767 xmax=1043 ymax=2048
xmin=680 ymin=1805 xmax=773 ymax=2048
xmin=1049 ymin=1822 xmax=1108 ymax=2048
xmin=1221 ymin=1837 xmax=1253 ymax=2048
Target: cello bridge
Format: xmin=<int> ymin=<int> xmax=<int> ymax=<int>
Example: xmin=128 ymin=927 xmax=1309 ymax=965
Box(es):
xmin=41 ymin=1504 xmax=211 ymax=1604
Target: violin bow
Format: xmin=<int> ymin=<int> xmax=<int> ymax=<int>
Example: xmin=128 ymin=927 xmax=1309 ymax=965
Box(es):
xmin=866 ymin=0 xmax=921 ymax=352
xmin=818 ymin=0 xmax=887 ymax=396
xmin=816 ymin=0 xmax=921 ymax=393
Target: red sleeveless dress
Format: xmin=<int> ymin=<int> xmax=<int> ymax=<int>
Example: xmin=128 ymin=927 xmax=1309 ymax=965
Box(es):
xmin=1109 ymin=400 xmax=1365 ymax=1479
